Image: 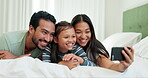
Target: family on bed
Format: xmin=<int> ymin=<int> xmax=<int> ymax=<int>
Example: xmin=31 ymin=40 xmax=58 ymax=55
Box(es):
xmin=0 ymin=11 xmax=134 ymax=72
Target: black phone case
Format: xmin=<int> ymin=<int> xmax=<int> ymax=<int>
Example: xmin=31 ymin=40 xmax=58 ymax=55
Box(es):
xmin=111 ymin=47 xmax=125 ymax=61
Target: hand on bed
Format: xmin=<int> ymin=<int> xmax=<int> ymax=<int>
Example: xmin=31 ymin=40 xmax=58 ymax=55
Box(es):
xmin=0 ymin=51 xmax=31 ymax=59
xmin=58 ymin=60 xmax=79 ymax=69
xmin=62 ymin=53 xmax=84 ymax=64
xmin=0 ymin=51 xmax=18 ymax=59
xmin=119 ymin=46 xmax=134 ymax=71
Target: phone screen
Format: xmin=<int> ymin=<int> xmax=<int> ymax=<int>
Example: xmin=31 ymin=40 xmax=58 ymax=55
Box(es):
xmin=111 ymin=47 xmax=125 ymax=61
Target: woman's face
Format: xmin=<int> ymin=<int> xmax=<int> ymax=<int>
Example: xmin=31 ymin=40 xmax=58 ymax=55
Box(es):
xmin=74 ymin=21 xmax=91 ymax=47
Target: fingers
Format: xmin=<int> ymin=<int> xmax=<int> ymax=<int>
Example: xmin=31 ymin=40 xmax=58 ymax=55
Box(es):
xmin=124 ymin=46 xmax=134 ymax=61
xmin=63 ymin=54 xmax=76 ymax=61
xmin=122 ymin=50 xmax=132 ymax=64
xmin=18 ymin=54 xmax=31 ymax=58
xmin=127 ymin=46 xmax=134 ymax=55
xmin=58 ymin=60 xmax=79 ymax=70
xmin=70 ymin=60 xmax=79 ymax=69
xmin=0 ymin=53 xmax=5 ymax=59
xmin=121 ymin=46 xmax=134 ymax=65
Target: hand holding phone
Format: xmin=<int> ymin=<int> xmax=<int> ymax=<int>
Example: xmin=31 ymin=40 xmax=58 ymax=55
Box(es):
xmin=111 ymin=47 xmax=130 ymax=61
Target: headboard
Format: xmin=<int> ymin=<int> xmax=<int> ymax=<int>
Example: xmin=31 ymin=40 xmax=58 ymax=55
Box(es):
xmin=123 ymin=3 xmax=148 ymax=38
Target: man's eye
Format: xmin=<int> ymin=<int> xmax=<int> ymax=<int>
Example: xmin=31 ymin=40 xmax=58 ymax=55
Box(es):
xmin=42 ymin=31 xmax=47 ymax=34
xmin=50 ymin=33 xmax=54 ymax=36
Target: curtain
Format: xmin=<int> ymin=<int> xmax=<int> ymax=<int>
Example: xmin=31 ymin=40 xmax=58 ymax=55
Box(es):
xmin=0 ymin=0 xmax=32 ymax=35
xmin=0 ymin=0 xmax=105 ymax=40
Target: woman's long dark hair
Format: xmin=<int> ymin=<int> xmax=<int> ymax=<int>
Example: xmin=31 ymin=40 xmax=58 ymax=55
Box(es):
xmin=71 ymin=14 xmax=109 ymax=64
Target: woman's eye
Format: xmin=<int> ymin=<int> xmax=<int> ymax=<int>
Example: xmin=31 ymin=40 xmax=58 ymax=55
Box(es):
xmin=76 ymin=32 xmax=81 ymax=34
xmin=86 ymin=31 xmax=90 ymax=34
xmin=64 ymin=36 xmax=68 ymax=38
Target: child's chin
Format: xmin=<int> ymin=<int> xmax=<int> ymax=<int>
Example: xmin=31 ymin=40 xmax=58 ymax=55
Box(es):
xmin=67 ymin=48 xmax=73 ymax=50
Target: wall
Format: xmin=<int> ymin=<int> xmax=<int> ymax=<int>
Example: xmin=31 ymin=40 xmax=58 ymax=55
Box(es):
xmin=104 ymin=0 xmax=148 ymax=39
xmin=54 ymin=0 xmax=105 ymax=41
xmin=105 ymin=0 xmax=122 ymax=38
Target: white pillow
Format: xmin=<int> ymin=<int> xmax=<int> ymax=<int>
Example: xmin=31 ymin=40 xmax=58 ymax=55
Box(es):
xmin=102 ymin=32 xmax=142 ymax=56
xmin=133 ymin=36 xmax=148 ymax=58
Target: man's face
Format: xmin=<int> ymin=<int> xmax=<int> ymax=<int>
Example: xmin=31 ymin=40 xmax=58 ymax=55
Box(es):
xmin=31 ymin=19 xmax=55 ymax=50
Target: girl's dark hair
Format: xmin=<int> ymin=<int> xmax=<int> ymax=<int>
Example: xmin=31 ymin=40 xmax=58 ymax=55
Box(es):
xmin=50 ymin=21 xmax=73 ymax=63
xmin=71 ymin=14 xmax=109 ymax=65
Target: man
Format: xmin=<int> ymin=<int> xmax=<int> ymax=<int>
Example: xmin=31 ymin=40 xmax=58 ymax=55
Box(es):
xmin=0 ymin=11 xmax=79 ymax=69
xmin=0 ymin=11 xmax=56 ymax=59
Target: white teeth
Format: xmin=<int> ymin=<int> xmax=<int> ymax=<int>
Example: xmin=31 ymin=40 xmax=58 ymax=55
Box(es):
xmin=67 ymin=44 xmax=72 ymax=46
xmin=80 ymin=40 xmax=86 ymax=42
xmin=41 ymin=41 xmax=47 ymax=45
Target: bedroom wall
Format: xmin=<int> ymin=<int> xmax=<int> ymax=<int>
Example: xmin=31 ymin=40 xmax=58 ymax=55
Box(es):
xmin=104 ymin=0 xmax=148 ymax=39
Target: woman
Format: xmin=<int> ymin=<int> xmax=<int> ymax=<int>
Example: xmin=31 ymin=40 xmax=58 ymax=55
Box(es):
xmin=71 ymin=14 xmax=134 ymax=72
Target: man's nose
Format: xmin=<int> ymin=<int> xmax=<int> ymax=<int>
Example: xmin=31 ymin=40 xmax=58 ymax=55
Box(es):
xmin=45 ymin=35 xmax=53 ymax=42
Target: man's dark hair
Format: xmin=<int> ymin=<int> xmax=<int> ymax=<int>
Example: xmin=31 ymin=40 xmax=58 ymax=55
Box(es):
xmin=29 ymin=11 xmax=56 ymax=30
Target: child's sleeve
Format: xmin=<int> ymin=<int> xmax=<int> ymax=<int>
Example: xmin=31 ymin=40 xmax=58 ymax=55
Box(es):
xmin=42 ymin=47 xmax=51 ymax=63
xmin=73 ymin=45 xmax=96 ymax=66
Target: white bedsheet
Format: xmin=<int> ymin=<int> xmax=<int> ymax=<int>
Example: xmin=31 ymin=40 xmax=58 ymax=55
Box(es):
xmin=0 ymin=55 xmax=148 ymax=78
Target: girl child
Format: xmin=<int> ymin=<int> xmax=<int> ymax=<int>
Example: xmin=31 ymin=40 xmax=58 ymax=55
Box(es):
xmin=50 ymin=21 xmax=95 ymax=67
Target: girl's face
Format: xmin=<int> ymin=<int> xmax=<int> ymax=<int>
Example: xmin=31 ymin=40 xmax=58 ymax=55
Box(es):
xmin=55 ymin=28 xmax=76 ymax=53
xmin=74 ymin=22 xmax=91 ymax=47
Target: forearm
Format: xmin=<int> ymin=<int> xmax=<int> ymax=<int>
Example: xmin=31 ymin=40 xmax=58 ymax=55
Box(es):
xmin=97 ymin=55 xmax=127 ymax=72
xmin=80 ymin=58 xmax=96 ymax=66
xmin=108 ymin=63 xmax=126 ymax=72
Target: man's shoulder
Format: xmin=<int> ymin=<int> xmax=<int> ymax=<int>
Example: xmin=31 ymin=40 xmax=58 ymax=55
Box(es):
xmin=0 ymin=30 xmax=28 ymax=42
xmin=1 ymin=30 xmax=27 ymax=36
xmin=5 ymin=30 xmax=27 ymax=35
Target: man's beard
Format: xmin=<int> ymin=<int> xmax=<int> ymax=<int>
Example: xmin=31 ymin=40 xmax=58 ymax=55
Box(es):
xmin=32 ymin=37 xmax=49 ymax=51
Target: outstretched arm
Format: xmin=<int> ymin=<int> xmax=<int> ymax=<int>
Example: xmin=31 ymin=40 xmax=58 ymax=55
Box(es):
xmin=0 ymin=51 xmax=31 ymax=59
xmin=97 ymin=46 xmax=134 ymax=72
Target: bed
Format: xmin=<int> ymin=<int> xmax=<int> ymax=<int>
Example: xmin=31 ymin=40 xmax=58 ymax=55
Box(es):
xmin=0 ymin=37 xmax=148 ymax=78
xmin=0 ymin=3 xmax=148 ymax=78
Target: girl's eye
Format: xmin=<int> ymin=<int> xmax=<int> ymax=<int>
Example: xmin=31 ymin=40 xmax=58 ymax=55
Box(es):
xmin=72 ymin=35 xmax=76 ymax=38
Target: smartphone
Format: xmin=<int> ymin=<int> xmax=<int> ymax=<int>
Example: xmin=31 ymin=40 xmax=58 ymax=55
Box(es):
xmin=111 ymin=47 xmax=126 ymax=61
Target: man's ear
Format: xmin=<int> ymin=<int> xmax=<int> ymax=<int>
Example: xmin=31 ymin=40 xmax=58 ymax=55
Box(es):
xmin=54 ymin=36 xmax=58 ymax=43
xmin=29 ymin=25 xmax=35 ymax=34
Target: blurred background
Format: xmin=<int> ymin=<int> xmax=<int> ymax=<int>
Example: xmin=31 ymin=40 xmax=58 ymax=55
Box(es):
xmin=0 ymin=0 xmax=147 ymax=41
